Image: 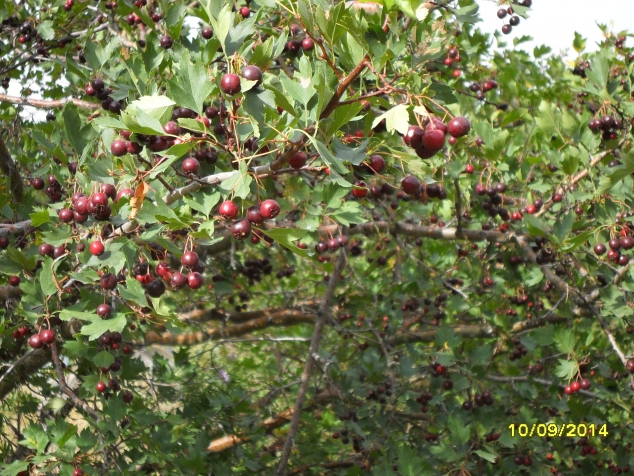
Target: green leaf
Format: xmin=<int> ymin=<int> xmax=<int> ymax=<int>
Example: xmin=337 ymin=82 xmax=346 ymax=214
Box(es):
xmin=38 ymin=256 xmax=59 ymax=296
xmin=596 ymin=151 xmax=634 ymax=195
xmin=148 ymin=141 xmax=197 ymax=179
xmin=586 ymin=52 xmax=609 ymax=89
xmin=331 ymin=138 xmax=369 ymax=166
xmin=453 ymin=3 xmax=480 ymax=23
xmin=167 ymin=50 xmax=214 ymax=115
xmin=554 ymin=329 xmax=576 ymax=354
xmin=81 ymin=313 xmax=127 ymax=341
xmin=121 ymin=109 xmax=165 ymax=136
xmin=219 ymin=162 xmax=252 ymax=200
xmin=183 ymin=190 xmax=220 ymax=216
xmin=30 ymin=209 xmax=50 ymax=227
xmin=128 ymin=96 xmax=175 ymax=123
xmin=207 ymin=4 xmax=232 ymax=56
xmin=474 ymin=449 xmax=497 ymax=463
xmin=555 ymin=359 xmax=578 ymax=379
xmin=0 ymin=461 xmax=29 ymax=476
xmin=36 ymin=20 xmax=55 ymax=40
xmin=118 ymin=277 xmax=147 ymax=307
xmin=62 ymin=103 xmax=93 ymax=156
xmin=311 ymin=138 xmax=349 ymax=176
xmin=261 ymin=228 xmax=309 ymax=257
xmin=523 ymin=214 xmax=549 ymax=238
xmin=92 ymin=350 xmax=115 ymax=368
xmin=428 ymin=82 xmax=458 ymax=104
xmin=448 ymin=414 xmax=471 ymax=445
xmin=552 ymin=212 xmax=575 ymax=243
xmin=372 ymin=104 xmax=409 ymax=135
xmin=279 ymin=73 xmax=315 ymax=106
xmin=573 ymin=32 xmax=586 ymax=52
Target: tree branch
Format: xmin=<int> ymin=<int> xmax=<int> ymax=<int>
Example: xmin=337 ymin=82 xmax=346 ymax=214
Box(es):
xmin=0 ymin=134 xmax=24 ymax=202
xmin=0 ymin=94 xmax=100 ymax=110
xmin=50 ymin=341 xmax=101 ymax=420
xmin=276 ymin=249 xmax=347 ymax=475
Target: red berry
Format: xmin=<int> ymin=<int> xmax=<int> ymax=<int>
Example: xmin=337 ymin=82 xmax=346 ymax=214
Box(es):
xmin=219 ymin=200 xmax=239 ymax=219
xmin=181 ymin=251 xmax=199 ymax=268
xmin=40 ymin=329 xmax=56 ymax=344
xmin=90 ymin=241 xmax=105 ymax=256
xmin=352 ymin=182 xmax=368 ymax=198
xmin=260 ymin=199 xmax=280 ymax=219
xmin=447 ymin=116 xmax=471 ymax=138
xmin=29 ymin=334 xmax=43 ymax=349
xmin=96 ymin=381 xmax=107 ymax=393
xmin=9 ymin=275 xmax=20 ymax=287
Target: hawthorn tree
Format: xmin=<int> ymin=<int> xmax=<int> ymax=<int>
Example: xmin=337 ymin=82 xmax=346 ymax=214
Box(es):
xmin=1 ymin=0 xmax=634 ymax=474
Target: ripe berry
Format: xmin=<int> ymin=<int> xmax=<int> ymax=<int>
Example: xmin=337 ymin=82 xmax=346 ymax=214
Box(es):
xmin=241 ymin=65 xmax=263 ymax=87
xmin=219 ymin=200 xmax=239 ymax=219
xmin=570 ymin=381 xmax=581 ymax=392
xmin=73 ymin=469 xmax=85 ymax=476
xmin=123 ymin=391 xmax=134 ymax=403
xmin=246 ymin=206 xmax=264 ymax=224
xmin=58 ymin=208 xmax=73 ymax=223
xmin=201 ymin=26 xmax=213 ymax=39
xmin=260 ymin=199 xmax=281 ymax=219
xmin=97 ymin=303 xmax=112 ymax=319
xmin=404 ymin=126 xmax=424 ymax=148
xmin=502 ymin=24 xmax=512 ymax=35
xmin=465 ymin=164 xmax=475 ymax=174
xmin=181 ymin=251 xmax=199 ymax=268
xmin=289 ymin=151 xmax=307 ymax=169
xmin=231 ymin=219 xmax=251 ymax=240
xmin=580 ymin=379 xmax=591 ymax=390
xmin=90 ymin=241 xmax=105 ymax=256
xmin=39 ymin=243 xmax=53 ymax=257
xmin=29 ymin=334 xmax=43 ymax=349
xmin=239 ymin=6 xmax=250 ymax=17
xmin=368 ymin=155 xmax=385 ymax=173
xmin=100 ymin=273 xmax=118 ymax=290
xmin=146 ymin=279 xmax=166 ymax=297
xmin=40 ymin=329 xmax=56 ymax=344
xmin=163 ymin=121 xmax=180 ymax=135
xmin=301 ymin=37 xmax=314 ymax=50
xmin=509 ymin=15 xmax=520 ymax=26
xmin=422 ymin=129 xmax=446 ymax=151
xmin=170 ymin=272 xmax=188 ymax=289
xmin=187 ymin=272 xmax=204 ymax=289
xmin=9 ymin=275 xmax=20 ymax=287
xmin=111 ymin=140 xmax=128 ymax=157
xmin=447 ymin=116 xmax=471 ymax=138
xmin=221 ymin=73 xmax=241 ymax=95
xmin=96 ymin=381 xmax=107 ymax=393
xmin=160 ymin=35 xmax=173 ymax=49
xmin=352 ymin=182 xmax=368 ymax=198
xmin=401 ymin=175 xmax=421 ymax=196
xmin=182 ymin=157 xmax=200 ymax=174
xmin=552 ymin=193 xmax=563 ymax=203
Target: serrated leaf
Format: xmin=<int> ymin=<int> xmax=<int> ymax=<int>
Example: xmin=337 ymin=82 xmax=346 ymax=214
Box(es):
xmin=92 ymin=350 xmax=115 ymax=368
xmin=62 ymin=103 xmax=93 ymax=156
xmin=261 ymin=228 xmax=309 ymax=257
xmin=586 ymin=52 xmax=609 ymax=89
xmin=81 ymin=313 xmax=127 ymax=341
xmin=371 ymin=104 xmax=409 ymax=135
xmin=555 ymin=359 xmax=578 ymax=379
xmin=219 ymin=162 xmax=252 ymax=199
xmin=523 ymin=214 xmax=549 ymax=238
xmin=129 ymin=96 xmax=175 ymax=123
xmin=167 ymin=50 xmax=214 ymax=114
xmin=118 ymin=277 xmax=147 ymax=307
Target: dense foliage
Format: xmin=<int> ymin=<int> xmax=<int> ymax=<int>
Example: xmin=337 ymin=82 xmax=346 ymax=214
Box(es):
xmin=1 ymin=0 xmax=634 ymax=474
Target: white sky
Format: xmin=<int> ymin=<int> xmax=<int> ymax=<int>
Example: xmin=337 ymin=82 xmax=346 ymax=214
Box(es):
xmin=11 ymin=0 xmax=634 ymax=121
xmin=477 ymin=0 xmax=634 ymax=58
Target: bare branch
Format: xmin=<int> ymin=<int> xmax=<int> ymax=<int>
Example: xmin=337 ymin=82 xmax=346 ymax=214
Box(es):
xmin=276 ymin=249 xmax=347 ymax=475
xmin=0 ymin=94 xmax=100 ymax=110
xmin=0 ymin=134 xmax=24 ymax=202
